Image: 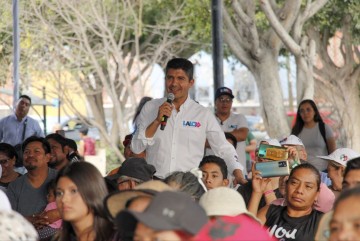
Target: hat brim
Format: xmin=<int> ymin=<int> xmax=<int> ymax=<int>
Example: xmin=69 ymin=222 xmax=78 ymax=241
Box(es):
xmin=317 ymin=156 xmax=344 ymax=166
xmin=104 ymin=189 xmax=156 ymax=220
xmin=105 ymin=173 xmax=120 ymax=181
xmin=129 ymin=210 xmax=180 ymax=232
xmin=216 ymin=93 xmax=234 ymax=99
xmin=317 ymin=155 xmax=332 ymax=160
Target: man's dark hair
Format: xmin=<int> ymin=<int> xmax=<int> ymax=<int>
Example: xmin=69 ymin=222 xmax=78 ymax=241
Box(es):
xmin=22 ymin=136 xmax=51 ymax=154
xmin=79 ymin=126 xmax=89 ymax=135
xmin=164 ymin=171 xmax=205 ymax=201
xmin=19 ymin=94 xmax=32 ymax=104
xmin=65 ymin=138 xmax=78 ymax=152
xmin=225 ymin=132 xmax=237 ymax=149
xmin=165 ymin=58 xmax=194 ymax=80
xmin=344 ymin=157 xmax=360 ymax=178
xmin=199 ymin=155 xmax=228 ymax=179
xmin=46 ymin=133 xmax=68 ymax=150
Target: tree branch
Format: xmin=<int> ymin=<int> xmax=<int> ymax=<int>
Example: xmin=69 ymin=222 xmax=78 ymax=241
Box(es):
xmin=231 ymin=0 xmax=261 ymax=57
xmin=293 ymin=0 xmax=328 ymax=42
xmin=223 ymin=31 xmax=252 ymax=69
xmin=260 ymin=0 xmax=301 ymax=55
xmin=222 ymin=7 xmax=251 ymax=51
xmin=301 ymin=0 xmax=329 ymax=23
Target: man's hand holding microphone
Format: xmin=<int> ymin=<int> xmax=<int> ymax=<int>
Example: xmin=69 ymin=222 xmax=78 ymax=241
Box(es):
xmin=159 ymin=93 xmax=175 ymax=130
xmin=145 ymin=93 xmax=175 ymax=138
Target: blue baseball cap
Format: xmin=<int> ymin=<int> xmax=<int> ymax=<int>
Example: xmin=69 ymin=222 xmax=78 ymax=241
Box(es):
xmin=215 ymin=87 xmax=234 ymax=100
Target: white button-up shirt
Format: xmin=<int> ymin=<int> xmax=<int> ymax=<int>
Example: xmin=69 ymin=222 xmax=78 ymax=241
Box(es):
xmin=131 ymin=96 xmax=242 ymax=179
xmin=205 ymin=112 xmax=248 ymax=174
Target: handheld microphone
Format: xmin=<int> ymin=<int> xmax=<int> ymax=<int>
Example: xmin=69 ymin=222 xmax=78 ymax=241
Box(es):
xmin=160 ymin=93 xmax=175 ymax=131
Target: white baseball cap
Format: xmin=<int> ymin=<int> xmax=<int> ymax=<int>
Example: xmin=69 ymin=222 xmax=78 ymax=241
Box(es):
xmin=318 ymin=148 xmax=360 ymax=167
xmin=199 ymin=187 xmax=258 ymax=222
xmin=257 ymin=138 xmax=281 ymax=148
xmin=279 ymin=135 xmax=304 ymax=147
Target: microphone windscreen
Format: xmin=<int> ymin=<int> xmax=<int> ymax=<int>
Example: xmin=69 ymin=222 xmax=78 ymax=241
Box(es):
xmin=167 ymin=93 xmax=175 ymax=102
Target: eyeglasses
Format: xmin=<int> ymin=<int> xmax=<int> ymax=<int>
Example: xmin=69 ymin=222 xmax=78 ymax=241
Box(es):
xmin=218 ymin=98 xmax=233 ymax=103
xmin=0 ymin=159 xmax=11 ymax=166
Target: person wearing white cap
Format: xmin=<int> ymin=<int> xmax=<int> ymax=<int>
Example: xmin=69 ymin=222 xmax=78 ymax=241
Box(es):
xmin=281 ymin=134 xmax=336 ymax=186
xmin=199 ymin=186 xmax=258 ymax=221
xmin=315 ymin=157 xmax=360 ymax=241
xmin=318 ymin=148 xmax=360 ymax=198
xmin=279 ymin=134 xmax=307 ymax=162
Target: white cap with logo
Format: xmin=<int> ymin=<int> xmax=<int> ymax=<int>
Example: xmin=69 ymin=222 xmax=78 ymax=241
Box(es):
xmin=318 ymin=148 xmax=360 ymax=167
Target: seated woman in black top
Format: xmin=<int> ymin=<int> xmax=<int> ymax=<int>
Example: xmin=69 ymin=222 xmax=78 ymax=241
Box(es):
xmin=248 ymin=163 xmax=323 ymax=241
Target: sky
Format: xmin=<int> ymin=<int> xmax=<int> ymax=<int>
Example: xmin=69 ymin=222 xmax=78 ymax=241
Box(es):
xmin=148 ymin=51 xmax=297 ymax=104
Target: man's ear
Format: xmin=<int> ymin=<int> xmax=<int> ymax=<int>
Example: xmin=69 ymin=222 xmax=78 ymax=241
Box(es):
xmin=189 ymin=78 xmax=195 ymax=87
xmin=223 ymin=178 xmax=230 ymax=187
xmin=63 ymin=145 xmax=70 ymax=155
xmin=45 ymin=153 xmax=51 ymax=163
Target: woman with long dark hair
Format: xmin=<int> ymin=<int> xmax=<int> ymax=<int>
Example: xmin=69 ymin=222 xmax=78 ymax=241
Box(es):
xmin=54 ymin=162 xmax=114 ymax=241
xmin=291 ymin=99 xmax=336 ymax=171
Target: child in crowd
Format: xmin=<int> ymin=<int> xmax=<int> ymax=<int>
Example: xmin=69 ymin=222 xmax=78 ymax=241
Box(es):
xmin=38 ymin=180 xmax=62 ymax=240
xmin=199 ymin=155 xmax=229 ymax=190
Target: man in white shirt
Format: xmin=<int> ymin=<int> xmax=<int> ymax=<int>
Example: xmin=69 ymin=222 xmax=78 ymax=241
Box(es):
xmin=205 ymin=87 xmax=249 ymax=175
xmin=131 ymin=58 xmax=246 ymax=184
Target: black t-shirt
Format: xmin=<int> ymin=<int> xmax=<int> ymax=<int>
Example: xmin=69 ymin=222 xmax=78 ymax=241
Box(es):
xmin=0 ymin=173 xmax=22 ymax=188
xmin=265 ymin=205 xmax=323 ymax=241
xmin=237 ymin=181 xmax=282 ymax=210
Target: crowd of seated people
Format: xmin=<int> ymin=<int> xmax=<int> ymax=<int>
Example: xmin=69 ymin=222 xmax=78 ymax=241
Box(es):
xmin=1 ymin=78 xmax=360 ymax=240
xmin=1 ymin=129 xmax=359 ymax=241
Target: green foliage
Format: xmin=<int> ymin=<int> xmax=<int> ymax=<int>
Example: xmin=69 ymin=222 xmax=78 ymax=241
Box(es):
xmin=309 ymin=0 xmax=360 ymax=44
xmin=106 ymin=145 xmax=122 ymax=173
xmin=0 ymin=2 xmax=14 ymax=86
xmin=183 ymin=0 xmax=212 ymax=44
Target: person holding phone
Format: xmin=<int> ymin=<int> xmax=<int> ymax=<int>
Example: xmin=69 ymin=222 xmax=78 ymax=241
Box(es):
xmin=248 ymin=163 xmax=323 ymax=241
xmin=238 ymin=138 xmax=301 ymax=210
xmin=237 ymin=139 xmax=283 ymax=210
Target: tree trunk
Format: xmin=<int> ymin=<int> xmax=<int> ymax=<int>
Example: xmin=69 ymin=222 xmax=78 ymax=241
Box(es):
xmin=295 ymin=55 xmax=315 ymax=102
xmin=317 ymin=73 xmax=360 ymax=151
xmin=250 ymin=54 xmax=290 ymax=139
xmin=85 ymin=93 xmax=107 ymax=144
xmin=339 ymin=87 xmax=360 ymax=151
